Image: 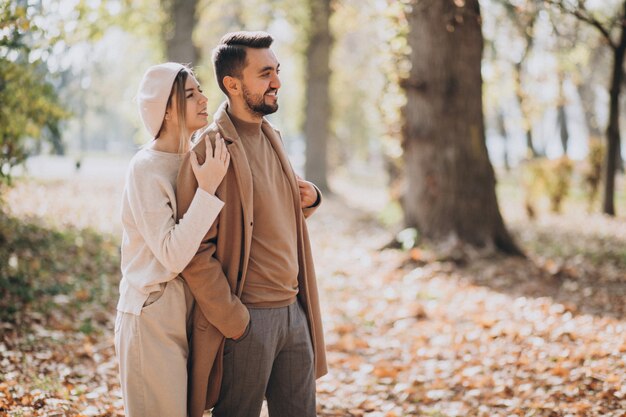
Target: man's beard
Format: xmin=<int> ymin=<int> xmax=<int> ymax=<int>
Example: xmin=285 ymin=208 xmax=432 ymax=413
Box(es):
xmin=242 ymin=85 xmax=278 ymax=116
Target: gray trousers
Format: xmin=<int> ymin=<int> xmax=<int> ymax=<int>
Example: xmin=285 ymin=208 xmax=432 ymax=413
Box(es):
xmin=212 ymin=301 xmax=316 ymax=417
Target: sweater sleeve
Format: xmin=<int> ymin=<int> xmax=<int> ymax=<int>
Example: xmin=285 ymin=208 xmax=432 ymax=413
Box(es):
xmin=126 ymin=163 xmax=224 ymax=274
xmin=176 ymin=143 xmax=250 ymax=339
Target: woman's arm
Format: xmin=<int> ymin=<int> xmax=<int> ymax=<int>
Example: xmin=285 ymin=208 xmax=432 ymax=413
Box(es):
xmin=175 ymin=140 xmax=250 ymax=339
xmin=126 ymin=164 xmax=224 ymax=274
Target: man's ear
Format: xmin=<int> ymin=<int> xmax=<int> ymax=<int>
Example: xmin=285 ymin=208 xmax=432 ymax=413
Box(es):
xmin=223 ymin=76 xmax=241 ymax=96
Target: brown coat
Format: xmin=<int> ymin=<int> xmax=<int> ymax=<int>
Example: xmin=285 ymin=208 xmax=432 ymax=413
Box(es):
xmin=176 ymin=102 xmax=327 ymax=417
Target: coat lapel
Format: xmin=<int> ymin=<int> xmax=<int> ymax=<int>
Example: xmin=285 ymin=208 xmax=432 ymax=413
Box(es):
xmin=213 ymin=102 xmax=254 ymax=294
xmin=261 ymin=121 xmax=302 ymax=216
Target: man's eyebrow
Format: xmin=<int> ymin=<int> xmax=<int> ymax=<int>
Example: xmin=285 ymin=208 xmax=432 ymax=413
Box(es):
xmin=258 ymin=63 xmax=280 ymax=73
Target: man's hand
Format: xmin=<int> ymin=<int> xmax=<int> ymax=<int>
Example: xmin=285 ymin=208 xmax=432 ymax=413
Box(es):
xmin=297 ymin=177 xmax=318 ymax=208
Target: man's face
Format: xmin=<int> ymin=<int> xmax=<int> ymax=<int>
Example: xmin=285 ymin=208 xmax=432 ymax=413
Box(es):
xmin=239 ymin=48 xmax=281 ymax=117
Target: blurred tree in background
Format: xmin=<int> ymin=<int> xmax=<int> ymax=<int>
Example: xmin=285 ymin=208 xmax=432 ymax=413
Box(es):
xmin=2 ymin=0 xmax=625 ymax=228
xmin=546 ymin=0 xmax=626 ymax=216
xmin=401 ymin=0 xmax=520 ymax=254
xmin=161 ymin=0 xmax=199 ymax=63
xmin=498 ymin=0 xmax=543 ymax=158
xmin=0 ymin=2 xmax=67 ymax=185
xmin=303 ymin=0 xmax=332 ymax=192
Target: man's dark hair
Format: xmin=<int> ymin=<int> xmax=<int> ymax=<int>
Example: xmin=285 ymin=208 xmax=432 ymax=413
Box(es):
xmin=212 ymin=31 xmax=274 ymax=96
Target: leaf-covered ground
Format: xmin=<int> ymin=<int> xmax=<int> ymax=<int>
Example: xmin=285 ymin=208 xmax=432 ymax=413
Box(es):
xmin=1 ymin=173 xmax=625 ymax=417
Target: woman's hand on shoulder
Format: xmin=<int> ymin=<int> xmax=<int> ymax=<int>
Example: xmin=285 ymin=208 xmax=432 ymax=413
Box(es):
xmin=190 ymin=133 xmax=230 ymax=195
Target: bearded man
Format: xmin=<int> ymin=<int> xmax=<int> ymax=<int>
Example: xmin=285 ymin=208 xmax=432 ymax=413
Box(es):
xmin=175 ymin=31 xmax=327 ymax=417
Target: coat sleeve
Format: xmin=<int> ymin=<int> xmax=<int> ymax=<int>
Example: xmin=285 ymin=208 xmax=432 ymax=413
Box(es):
xmin=176 ymin=139 xmax=249 ymax=338
xmin=302 ymin=183 xmax=322 ymax=219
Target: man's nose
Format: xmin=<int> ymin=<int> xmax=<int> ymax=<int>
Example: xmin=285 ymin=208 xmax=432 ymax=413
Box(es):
xmin=270 ymin=74 xmax=281 ymax=90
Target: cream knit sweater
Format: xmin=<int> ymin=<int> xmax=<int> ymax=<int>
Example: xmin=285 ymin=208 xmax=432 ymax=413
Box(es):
xmin=117 ymin=147 xmax=224 ymax=315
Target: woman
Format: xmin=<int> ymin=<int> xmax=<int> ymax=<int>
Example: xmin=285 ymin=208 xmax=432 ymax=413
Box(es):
xmin=115 ymin=62 xmax=229 ymax=417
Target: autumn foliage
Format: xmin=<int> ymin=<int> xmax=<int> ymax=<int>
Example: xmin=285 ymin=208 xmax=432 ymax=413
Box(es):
xmin=1 ymin=177 xmax=625 ymax=416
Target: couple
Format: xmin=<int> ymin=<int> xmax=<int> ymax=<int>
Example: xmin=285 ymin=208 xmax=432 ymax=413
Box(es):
xmin=115 ymin=31 xmax=327 ymax=417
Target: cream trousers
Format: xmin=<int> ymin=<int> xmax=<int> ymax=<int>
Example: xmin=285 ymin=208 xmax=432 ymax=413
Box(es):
xmin=115 ymin=277 xmax=193 ymax=417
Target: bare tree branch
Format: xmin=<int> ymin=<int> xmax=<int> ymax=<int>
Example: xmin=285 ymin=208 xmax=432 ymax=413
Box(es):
xmin=545 ymin=0 xmax=617 ymax=48
xmin=495 ymin=0 xmax=539 ymax=62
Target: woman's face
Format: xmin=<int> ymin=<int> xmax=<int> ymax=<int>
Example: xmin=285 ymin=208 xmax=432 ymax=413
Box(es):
xmin=170 ymin=75 xmax=209 ymax=132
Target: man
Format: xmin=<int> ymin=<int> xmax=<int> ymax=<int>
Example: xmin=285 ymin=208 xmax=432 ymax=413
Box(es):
xmin=175 ymin=31 xmax=327 ymax=417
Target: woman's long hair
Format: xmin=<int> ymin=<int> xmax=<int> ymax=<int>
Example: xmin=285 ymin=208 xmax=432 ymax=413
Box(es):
xmin=156 ymin=67 xmax=192 ymax=154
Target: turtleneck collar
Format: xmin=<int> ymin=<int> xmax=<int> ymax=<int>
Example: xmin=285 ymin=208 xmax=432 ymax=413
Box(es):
xmin=228 ymin=110 xmax=262 ymax=138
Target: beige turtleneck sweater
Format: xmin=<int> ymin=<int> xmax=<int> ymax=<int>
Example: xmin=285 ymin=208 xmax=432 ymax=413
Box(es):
xmin=230 ymin=113 xmax=299 ymax=307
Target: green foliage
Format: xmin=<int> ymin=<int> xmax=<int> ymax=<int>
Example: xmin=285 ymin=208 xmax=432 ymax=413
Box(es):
xmin=378 ymin=200 xmax=403 ymax=228
xmin=583 ymin=137 xmax=605 ymax=211
xmin=0 ymin=59 xmax=68 ymax=182
xmin=396 ymin=227 xmax=419 ymax=250
xmin=0 ymin=3 xmax=68 ymax=185
xmin=0 ymin=209 xmax=120 ymax=324
xmin=522 ymin=156 xmax=574 ymax=217
xmin=522 ymin=159 xmax=546 ymax=219
xmin=545 ymin=156 xmax=574 ymax=213
xmin=78 ymin=317 xmax=96 ymax=335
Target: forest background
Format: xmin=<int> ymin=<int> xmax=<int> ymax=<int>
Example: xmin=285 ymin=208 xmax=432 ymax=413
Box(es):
xmin=1 ymin=0 xmax=626 ymax=416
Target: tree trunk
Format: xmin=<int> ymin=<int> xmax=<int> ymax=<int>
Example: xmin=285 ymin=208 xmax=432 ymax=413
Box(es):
xmin=577 ymin=80 xmax=603 ymax=137
xmin=576 ymin=47 xmax=604 ymax=139
xmin=402 ymin=0 xmax=520 ymax=254
xmin=557 ymin=73 xmax=569 ymax=155
xmin=496 ymin=108 xmax=510 ymax=171
xmin=162 ymin=0 xmax=199 ymax=64
xmin=602 ymin=6 xmax=626 ymax=216
xmin=304 ymin=0 xmax=332 ymax=192
xmin=557 ymin=104 xmax=569 ymax=155
xmin=513 ymin=62 xmax=538 ymax=158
